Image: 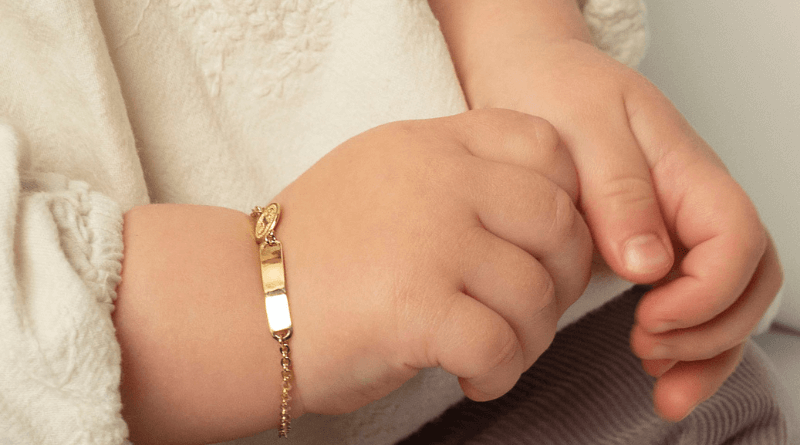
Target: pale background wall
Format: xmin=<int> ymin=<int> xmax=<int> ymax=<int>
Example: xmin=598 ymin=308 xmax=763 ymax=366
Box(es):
xmin=638 ymin=0 xmax=800 ymax=328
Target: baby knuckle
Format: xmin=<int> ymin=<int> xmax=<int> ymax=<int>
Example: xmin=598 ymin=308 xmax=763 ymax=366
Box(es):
xmin=498 ymin=110 xmax=558 ymax=144
xmin=528 ymin=298 xmax=559 ymax=359
xmin=526 ymin=115 xmax=561 ymax=153
xmin=506 ymin=111 xmax=561 ymax=149
xmin=598 ymin=175 xmax=656 ymax=212
xmin=510 ymin=260 xmax=557 ymax=318
xmin=545 ymin=186 xmax=581 ymax=246
xmin=523 ymin=267 xmax=557 ymax=317
xmin=478 ymin=326 xmax=520 ymax=376
xmin=469 ymin=109 xmax=560 ymax=149
xmin=520 ymin=118 xmax=564 ymax=168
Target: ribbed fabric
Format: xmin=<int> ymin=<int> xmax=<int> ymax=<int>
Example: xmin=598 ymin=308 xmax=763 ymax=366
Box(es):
xmin=399 ymin=286 xmax=787 ymax=445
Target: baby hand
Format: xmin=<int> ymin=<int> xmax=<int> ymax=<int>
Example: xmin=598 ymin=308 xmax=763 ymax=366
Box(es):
xmin=115 ymin=110 xmax=593 ymax=443
xmin=274 ymin=109 xmax=593 ymax=415
xmin=462 ymin=39 xmax=783 ymax=420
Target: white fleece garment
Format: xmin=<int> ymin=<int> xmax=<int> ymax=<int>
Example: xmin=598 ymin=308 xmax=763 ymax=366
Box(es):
xmin=0 ymin=128 xmax=128 ymax=443
xmin=0 ymin=0 xmax=679 ymax=443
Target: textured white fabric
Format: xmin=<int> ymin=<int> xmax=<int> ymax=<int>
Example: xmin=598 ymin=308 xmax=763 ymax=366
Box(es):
xmin=0 ymin=0 xmax=148 ymax=210
xmin=0 ymin=125 xmax=127 ymax=444
xmin=584 ymin=0 xmax=648 ymax=67
xmin=0 ymin=0 xmax=650 ymax=443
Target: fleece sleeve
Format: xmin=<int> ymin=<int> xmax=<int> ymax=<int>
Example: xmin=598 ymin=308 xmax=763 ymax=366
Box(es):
xmin=0 ymin=126 xmax=128 ymax=444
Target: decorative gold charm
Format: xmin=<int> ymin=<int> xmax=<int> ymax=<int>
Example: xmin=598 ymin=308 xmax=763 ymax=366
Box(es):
xmin=253 ymin=203 xmax=280 ymax=244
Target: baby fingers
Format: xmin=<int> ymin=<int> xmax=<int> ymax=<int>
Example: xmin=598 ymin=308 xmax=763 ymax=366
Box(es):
xmin=631 ymin=239 xmax=782 ymax=362
xmin=652 ymin=343 xmax=746 ymax=422
xmin=459 ymin=229 xmax=561 ymax=370
xmin=429 ymin=291 xmax=528 ymax=401
xmin=634 ymin=163 xmax=770 ymax=334
xmin=412 ymin=168 xmax=592 ymax=401
xmin=417 ymin=226 xmax=581 ymax=402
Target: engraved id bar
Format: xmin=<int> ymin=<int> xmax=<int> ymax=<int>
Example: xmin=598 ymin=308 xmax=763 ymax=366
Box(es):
xmin=259 ymin=240 xmax=292 ymax=338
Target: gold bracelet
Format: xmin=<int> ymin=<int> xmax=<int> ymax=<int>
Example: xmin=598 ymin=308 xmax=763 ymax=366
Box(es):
xmin=252 ymin=203 xmax=293 ymax=438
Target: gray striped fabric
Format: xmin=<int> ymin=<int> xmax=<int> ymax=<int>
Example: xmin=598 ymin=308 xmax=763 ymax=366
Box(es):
xmin=399 ymin=286 xmax=787 ymax=444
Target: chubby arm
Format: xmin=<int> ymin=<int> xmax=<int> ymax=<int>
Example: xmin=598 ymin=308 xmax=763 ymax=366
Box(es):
xmin=114 ymin=204 xmax=291 ymax=444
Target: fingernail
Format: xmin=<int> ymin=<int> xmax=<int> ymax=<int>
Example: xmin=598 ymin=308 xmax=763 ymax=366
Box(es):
xmin=623 ymin=234 xmax=669 ymax=275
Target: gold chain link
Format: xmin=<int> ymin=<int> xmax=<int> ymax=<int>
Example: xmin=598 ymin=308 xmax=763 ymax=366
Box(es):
xmin=277 ymin=336 xmax=293 ymax=437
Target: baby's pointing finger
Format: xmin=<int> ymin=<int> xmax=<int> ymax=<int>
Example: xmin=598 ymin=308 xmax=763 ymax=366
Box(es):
xmin=559 ymin=102 xmax=674 ymax=284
